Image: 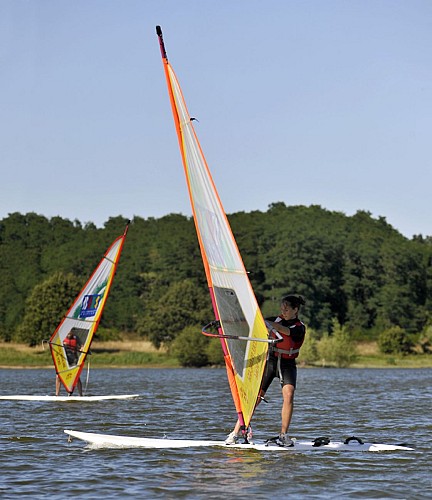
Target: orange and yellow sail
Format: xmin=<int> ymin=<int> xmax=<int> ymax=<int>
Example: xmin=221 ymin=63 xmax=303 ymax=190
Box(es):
xmin=156 ymin=26 xmax=269 ymax=430
xmin=49 ymin=223 xmax=129 ymax=394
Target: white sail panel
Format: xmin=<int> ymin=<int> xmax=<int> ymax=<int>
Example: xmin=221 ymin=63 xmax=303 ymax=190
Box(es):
xmin=158 ymin=29 xmax=268 ymax=428
xmin=50 ymin=227 xmax=128 ymax=394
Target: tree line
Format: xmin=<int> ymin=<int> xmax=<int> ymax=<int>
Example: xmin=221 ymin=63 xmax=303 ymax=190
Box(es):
xmin=1 ymin=206 xmax=431 ymax=359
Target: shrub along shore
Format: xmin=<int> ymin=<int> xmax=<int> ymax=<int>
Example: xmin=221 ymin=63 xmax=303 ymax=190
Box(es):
xmin=0 ymin=340 xmax=430 ymax=369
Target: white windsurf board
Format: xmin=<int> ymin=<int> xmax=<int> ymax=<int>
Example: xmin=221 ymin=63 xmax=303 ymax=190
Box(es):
xmin=0 ymin=394 xmax=139 ymax=402
xmin=64 ymin=430 xmax=413 ymax=452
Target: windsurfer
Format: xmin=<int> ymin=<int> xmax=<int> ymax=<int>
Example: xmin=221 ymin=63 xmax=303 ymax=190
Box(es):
xmin=225 ymin=294 xmax=306 ymax=447
xmin=55 ymin=329 xmax=83 ymax=396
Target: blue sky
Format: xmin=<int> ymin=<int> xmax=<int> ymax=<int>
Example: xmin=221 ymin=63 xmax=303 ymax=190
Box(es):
xmin=1 ymin=1 xmax=431 ymax=238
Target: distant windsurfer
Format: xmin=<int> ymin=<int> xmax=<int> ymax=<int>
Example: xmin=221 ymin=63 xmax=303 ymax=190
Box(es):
xmin=55 ymin=329 xmax=83 ymax=396
xmin=225 ymin=294 xmax=306 ymax=447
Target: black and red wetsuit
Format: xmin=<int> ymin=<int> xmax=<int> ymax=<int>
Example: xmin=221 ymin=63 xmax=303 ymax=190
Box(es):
xmin=261 ymin=316 xmax=306 ymax=391
xmin=63 ymin=335 xmax=81 ymax=365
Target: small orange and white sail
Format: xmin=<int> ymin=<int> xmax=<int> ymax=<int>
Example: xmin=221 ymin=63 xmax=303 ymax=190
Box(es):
xmin=49 ymin=223 xmax=129 ymax=394
xmin=156 ymin=27 xmax=272 ymax=431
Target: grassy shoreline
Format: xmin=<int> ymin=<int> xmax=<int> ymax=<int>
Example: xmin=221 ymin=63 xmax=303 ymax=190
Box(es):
xmin=0 ymin=340 xmax=431 ymax=369
xmin=0 ymin=340 xmax=179 ymax=369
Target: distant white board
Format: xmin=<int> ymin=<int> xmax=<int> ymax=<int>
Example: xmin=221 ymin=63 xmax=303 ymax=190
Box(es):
xmin=64 ymin=430 xmax=413 ymax=452
xmin=0 ymin=394 xmax=139 ymax=402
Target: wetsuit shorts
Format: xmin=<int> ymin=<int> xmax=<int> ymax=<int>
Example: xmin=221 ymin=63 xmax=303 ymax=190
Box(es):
xmin=261 ymin=355 xmax=297 ymax=392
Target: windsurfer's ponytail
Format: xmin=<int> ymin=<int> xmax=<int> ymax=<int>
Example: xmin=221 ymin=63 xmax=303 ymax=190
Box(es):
xmin=281 ymin=294 xmax=305 ymax=309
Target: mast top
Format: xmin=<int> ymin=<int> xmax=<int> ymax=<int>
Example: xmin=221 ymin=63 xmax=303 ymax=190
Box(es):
xmin=156 ymin=25 xmax=168 ymax=60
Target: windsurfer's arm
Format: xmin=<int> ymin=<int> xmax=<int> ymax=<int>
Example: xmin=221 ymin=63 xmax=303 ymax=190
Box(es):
xmin=265 ymin=320 xmax=292 ymax=336
xmin=74 ymin=335 xmax=83 ymax=351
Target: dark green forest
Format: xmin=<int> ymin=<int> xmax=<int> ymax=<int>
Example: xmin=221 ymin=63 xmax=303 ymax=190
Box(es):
xmin=1 ymin=205 xmax=431 ymax=354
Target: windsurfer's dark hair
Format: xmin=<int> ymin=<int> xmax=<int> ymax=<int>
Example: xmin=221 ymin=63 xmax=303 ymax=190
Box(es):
xmin=281 ymin=294 xmax=305 ymax=309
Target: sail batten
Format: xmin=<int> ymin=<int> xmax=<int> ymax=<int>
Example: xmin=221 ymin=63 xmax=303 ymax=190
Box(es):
xmin=65 ymin=317 xmax=97 ymax=323
xmin=49 ymin=223 xmax=129 ymax=394
xmin=157 ymin=26 xmax=269 ymax=429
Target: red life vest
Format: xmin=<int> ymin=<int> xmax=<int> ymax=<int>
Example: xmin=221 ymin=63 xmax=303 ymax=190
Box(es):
xmin=64 ymin=336 xmax=78 ymax=349
xmin=270 ymin=317 xmax=305 ymax=359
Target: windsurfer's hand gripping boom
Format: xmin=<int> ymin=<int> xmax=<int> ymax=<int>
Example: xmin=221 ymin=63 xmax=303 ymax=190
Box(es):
xmin=202 ymin=320 xmax=282 ymax=344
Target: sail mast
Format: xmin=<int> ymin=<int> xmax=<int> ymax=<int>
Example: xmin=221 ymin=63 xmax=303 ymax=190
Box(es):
xmin=156 ymin=26 xmax=269 ymax=432
xmin=49 ymin=221 xmax=130 ymax=395
xmin=156 ymin=26 xmax=212 ymax=285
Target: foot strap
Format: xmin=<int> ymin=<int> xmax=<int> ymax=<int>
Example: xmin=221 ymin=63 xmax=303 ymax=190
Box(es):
xmin=312 ymin=436 xmax=330 ymax=447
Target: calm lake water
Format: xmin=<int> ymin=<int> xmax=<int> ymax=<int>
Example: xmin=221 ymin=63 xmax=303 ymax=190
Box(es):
xmin=1 ymin=367 xmax=431 ymax=499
